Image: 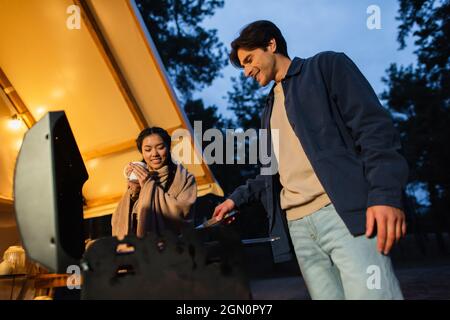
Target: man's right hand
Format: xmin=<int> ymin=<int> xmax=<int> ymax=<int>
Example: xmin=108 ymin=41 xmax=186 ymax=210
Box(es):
xmin=213 ymin=199 xmax=236 ymax=222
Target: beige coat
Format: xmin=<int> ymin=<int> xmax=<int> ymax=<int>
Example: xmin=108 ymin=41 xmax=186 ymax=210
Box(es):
xmin=111 ymin=163 xmax=197 ymax=239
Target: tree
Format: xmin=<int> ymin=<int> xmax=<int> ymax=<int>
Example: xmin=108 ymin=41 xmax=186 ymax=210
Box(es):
xmin=225 ymin=74 xmax=271 ymax=183
xmin=182 ymin=97 xmax=256 ymax=196
xmin=382 ymin=0 xmax=450 ymax=251
xmin=183 ymin=74 xmax=271 ymax=196
xmin=183 ymin=99 xmax=237 ymax=194
xmin=136 ymin=0 xmax=232 ymax=191
xmin=218 ymin=74 xmax=272 ymax=238
xmin=227 ymin=73 xmax=268 ymax=130
xmin=184 ymin=98 xmax=226 ymax=131
xmin=136 ymin=0 xmax=228 ymax=101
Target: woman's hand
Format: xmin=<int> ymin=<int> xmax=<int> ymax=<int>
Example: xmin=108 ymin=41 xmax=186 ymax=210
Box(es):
xmin=128 ymin=180 xmax=141 ymax=197
xmin=124 ymin=164 xmax=133 ymax=177
xmin=131 ymin=163 xmax=151 ymax=188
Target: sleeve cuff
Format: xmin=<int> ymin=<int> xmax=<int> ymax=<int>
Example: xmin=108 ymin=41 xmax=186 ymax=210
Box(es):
xmin=228 ymin=192 xmax=245 ymax=209
xmin=367 ymin=192 xmax=404 ymax=210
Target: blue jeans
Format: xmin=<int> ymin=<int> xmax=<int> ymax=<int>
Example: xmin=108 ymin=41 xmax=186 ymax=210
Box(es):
xmin=287 ymin=204 xmax=403 ymax=300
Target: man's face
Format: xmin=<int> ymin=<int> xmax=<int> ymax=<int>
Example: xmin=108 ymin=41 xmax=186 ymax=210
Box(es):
xmin=237 ymin=45 xmax=276 ymax=87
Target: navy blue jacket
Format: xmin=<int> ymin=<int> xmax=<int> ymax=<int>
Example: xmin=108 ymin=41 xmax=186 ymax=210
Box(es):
xmin=229 ymin=51 xmax=409 ymax=263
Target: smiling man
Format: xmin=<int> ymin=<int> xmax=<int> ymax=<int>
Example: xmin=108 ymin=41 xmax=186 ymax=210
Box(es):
xmin=213 ymin=20 xmax=409 ymax=299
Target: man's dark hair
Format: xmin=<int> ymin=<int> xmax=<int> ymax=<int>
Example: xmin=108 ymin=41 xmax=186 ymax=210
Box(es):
xmin=230 ymin=20 xmax=289 ymax=68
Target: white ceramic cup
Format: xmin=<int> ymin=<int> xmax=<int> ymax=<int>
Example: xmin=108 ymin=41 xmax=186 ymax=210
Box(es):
xmin=123 ymin=161 xmax=147 ymax=181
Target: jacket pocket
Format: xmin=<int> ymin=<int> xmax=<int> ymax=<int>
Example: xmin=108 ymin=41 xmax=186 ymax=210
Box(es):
xmin=313 ymin=150 xmax=369 ymax=213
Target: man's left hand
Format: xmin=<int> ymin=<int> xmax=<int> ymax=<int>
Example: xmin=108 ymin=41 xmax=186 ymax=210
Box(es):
xmin=365 ymin=205 xmax=406 ymax=255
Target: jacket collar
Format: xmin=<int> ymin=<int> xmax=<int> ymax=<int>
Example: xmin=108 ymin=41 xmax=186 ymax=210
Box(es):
xmin=265 ymin=57 xmax=303 ymax=104
xmin=284 ymin=57 xmax=304 ymax=78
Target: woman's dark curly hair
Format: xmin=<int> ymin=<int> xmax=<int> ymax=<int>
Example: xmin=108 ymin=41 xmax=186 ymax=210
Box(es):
xmin=135 ymin=127 xmax=176 ymax=191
